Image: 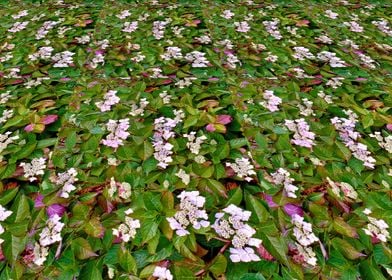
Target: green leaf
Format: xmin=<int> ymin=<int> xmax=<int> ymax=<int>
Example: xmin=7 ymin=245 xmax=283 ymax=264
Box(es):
xmin=0 ymin=188 xmax=19 ymax=205
xmin=2 ymin=234 xmax=27 ymax=265
xmin=333 ymin=217 xmax=358 ymax=238
xmin=140 ymin=218 xmax=160 ymax=243
xmin=209 ymin=254 xmax=227 ymax=277
xmin=245 ymin=193 xmax=269 ymax=223
xmin=260 ymin=233 xmax=289 ymax=266
xmin=65 ymin=131 xmax=77 ymax=151
xmin=359 ymin=261 xmax=387 ymax=280
xmin=229 ymin=138 xmax=248 ymax=149
xmin=72 ymin=238 xmax=98 ymax=260
xmin=119 ymin=249 xmax=137 ymax=274
xmin=79 ymin=260 xmax=103 ymax=280
xmin=332 ymin=238 xmax=365 ymax=260
xmin=12 ymin=194 xmax=30 ymax=223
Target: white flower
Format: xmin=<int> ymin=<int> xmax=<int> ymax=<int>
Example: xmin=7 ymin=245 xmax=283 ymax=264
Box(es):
xmin=222 ymin=10 xmax=235 ymax=19
xmin=161 ymin=46 xmax=183 ymax=61
xmin=226 ymin=157 xmax=256 ymax=182
xmin=229 ymin=247 xmax=261 ymax=263
xmin=53 ymin=168 xmax=78 ymax=198
xmin=112 ymin=212 xmax=140 ymax=243
xmin=271 ymin=168 xmax=299 ymax=198
xmin=122 ymin=21 xmax=138 ymax=33
xmin=39 ymin=214 xmax=65 ymax=246
xmin=292 ymin=214 xmax=319 ymax=247
xmin=292 ymin=47 xmax=315 ymax=61
xmin=129 ymin=98 xmax=149 ymax=116
xmin=325 ymin=10 xmax=338 ymax=19
xmin=175 ymin=169 xmax=190 ymax=185
xmin=52 ymin=51 xmax=74 ymax=67
xmin=153 ymin=266 xmax=173 ymax=280
xmin=102 ymin=119 xmax=130 ymax=149
xmin=20 ymin=157 xmax=46 ymax=182
xmin=95 ymin=90 xmax=120 ymax=112
xmin=167 ymin=191 xmax=209 ymax=236
xmin=285 ymin=119 xmax=315 ymax=149
xmin=33 ymin=242 xmax=49 ymax=266
xmin=259 ymin=90 xmax=282 ymax=112
xmin=183 ymin=132 xmax=207 ymax=155
xmin=185 ymin=51 xmax=210 ymax=67
xmin=295 ymin=243 xmax=318 ymax=266
xmin=364 ymin=216 xmax=390 ymax=242
xmin=0 ymin=205 xmax=12 ymax=221
xmin=234 ymin=21 xmax=250 ymax=33
xmin=317 ymin=51 xmax=346 ymax=67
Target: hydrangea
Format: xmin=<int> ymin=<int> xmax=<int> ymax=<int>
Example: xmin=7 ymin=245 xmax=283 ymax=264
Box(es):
xmin=52 ymin=168 xmax=78 ymax=198
xmin=153 ymin=266 xmax=173 ymax=280
xmin=20 ymin=157 xmax=46 ymax=182
xmin=259 ymin=90 xmax=282 ymax=112
xmin=226 ymin=157 xmax=256 ymax=182
xmin=271 ymin=168 xmax=298 ymax=198
xmin=95 ymin=90 xmax=120 ymax=112
xmin=291 ymin=214 xmax=319 ymax=247
xmin=212 ymin=204 xmax=262 ymax=263
xmin=183 ymin=131 xmax=207 ymax=155
xmin=167 ymin=191 xmax=209 ymax=236
xmin=363 ymin=209 xmax=390 ymax=242
xmin=112 ymin=209 xmax=140 ymax=242
xmin=292 ymin=47 xmax=315 ymax=61
xmin=369 ymin=132 xmax=392 ymax=153
xmin=0 ymin=205 xmax=12 ymax=244
xmin=39 ymin=214 xmax=65 ymax=246
xmin=285 ymin=119 xmax=315 ymax=148
xmin=185 ymin=51 xmax=210 ymax=67
xmin=102 ymin=119 xmax=130 ymax=149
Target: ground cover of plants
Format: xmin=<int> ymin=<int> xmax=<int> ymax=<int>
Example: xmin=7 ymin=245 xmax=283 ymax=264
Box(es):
xmin=0 ymin=0 xmax=391 ymax=279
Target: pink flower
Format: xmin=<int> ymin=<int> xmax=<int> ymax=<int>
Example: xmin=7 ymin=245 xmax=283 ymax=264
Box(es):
xmin=283 ymin=204 xmax=303 ymax=217
xmin=217 ymin=115 xmax=233 ymax=125
xmin=24 ymin=124 xmax=34 ymax=132
xmin=34 ymin=194 xmax=45 ymax=208
xmin=41 ymin=115 xmax=58 ymax=125
xmin=206 ymin=124 xmax=216 ymax=132
xmin=386 ymin=124 xmax=392 ymax=131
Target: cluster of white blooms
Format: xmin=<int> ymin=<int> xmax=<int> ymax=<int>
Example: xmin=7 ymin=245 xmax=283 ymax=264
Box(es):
xmin=344 ymin=21 xmax=363 ymax=33
xmin=218 ymin=39 xmax=234 ymax=50
xmin=291 ymin=214 xmax=318 ymax=266
xmin=52 ymin=51 xmax=75 ymax=67
xmin=226 ymin=157 xmax=256 ymax=182
xmin=167 ymin=191 xmax=209 ymax=236
xmin=102 ymin=119 xmax=130 ymax=149
xmin=183 ymin=132 xmax=207 ymax=155
xmin=129 ymin=98 xmax=149 ymax=116
xmin=20 ymin=157 xmax=46 ymax=182
xmin=195 ymin=35 xmax=211 ymax=44
xmin=271 ymin=168 xmax=298 ymax=198
xmin=259 ymin=90 xmax=282 ymax=112
xmin=299 ymin=98 xmax=315 ymax=117
xmin=122 ymin=21 xmax=138 ymax=33
xmin=185 ymin=51 xmax=210 ymax=67
xmin=161 ymin=46 xmax=183 ymax=60
xmin=263 ymin=19 xmax=282 ymax=40
xmin=89 ymin=51 xmax=105 ymax=68
xmin=369 ymin=132 xmax=392 ymax=153
xmin=363 ymin=209 xmax=390 ymax=242
xmin=57 ymin=26 xmax=72 ymax=38
xmin=0 ymin=91 xmax=12 ymax=104
xmin=149 ymin=67 xmax=166 ymax=79
xmin=0 ymin=131 xmax=19 ymax=158
xmin=116 ymin=10 xmax=131 ymax=19
xmin=265 ymin=52 xmax=278 ymax=63
xmin=33 ymin=243 xmax=49 ymax=266
xmin=8 ymin=21 xmax=29 ymax=33
xmin=222 ymin=9 xmax=235 ymax=19
xmin=52 ymin=168 xmax=78 ymax=198
xmin=292 ymin=67 xmax=312 ymax=79
xmin=152 ymin=20 xmax=170 ymax=40
xmin=25 ymin=77 xmax=50 ymax=89
xmin=357 ymin=53 xmax=377 ymax=69
xmin=317 ymin=51 xmax=346 ymax=67
xmin=212 ymin=205 xmax=262 ymax=263
xmin=4 ymin=68 xmax=21 ymax=79
xmin=372 ymin=19 xmax=392 ymax=36
xmin=0 ymin=205 xmax=13 ymax=244
xmin=113 ymin=209 xmax=140 ymax=242
xmin=175 ymin=169 xmax=190 ymax=185
xmin=0 ymin=52 xmax=13 ymax=63
xmin=292 ymin=214 xmax=319 ymax=246
xmin=325 ymin=9 xmax=338 ymax=19
xmin=29 ymin=46 xmax=54 ymax=61
xmin=95 ymin=90 xmax=120 ymax=112
xmin=152 ymin=110 xmax=184 ymax=169
xmin=153 ymin=266 xmax=173 ymax=280
xmin=12 ymin=10 xmax=28 ymax=19
xmin=75 ymin=35 xmax=90 ymax=44
xmin=340 ymin=39 xmax=359 ymax=49
xmin=171 ymin=26 xmax=184 ymax=37
xmin=331 ymin=111 xmax=376 ymax=168
xmin=39 ymin=214 xmax=65 ymax=246
xmin=36 ymin=21 xmax=59 ymax=39
xmin=130 ymin=52 xmax=145 ymax=63
xmin=108 ymin=177 xmax=132 ymax=199
xmin=326 ymin=177 xmax=358 ymax=200
xmin=0 ymin=109 xmax=13 ymax=124
xmin=316 ymin=35 xmax=333 ymax=44
xmin=225 ymin=53 xmax=240 ymax=69
xmin=317 ymin=91 xmax=333 ymax=104
xmin=326 ymin=77 xmax=344 ymax=89
xmin=285 ymin=119 xmax=316 ymax=149
xmin=175 ymin=77 xmax=197 ymax=88
xmin=292 ymin=47 xmax=315 ymax=61
xmin=159 ymin=91 xmax=173 ymax=104
xmin=234 ymin=21 xmax=251 ymax=33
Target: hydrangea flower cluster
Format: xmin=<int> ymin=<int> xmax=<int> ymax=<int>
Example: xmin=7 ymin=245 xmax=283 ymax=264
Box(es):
xmin=212 ymin=204 xmax=262 ymax=263
xmin=331 ymin=111 xmax=376 ymax=168
xmin=183 ymin=131 xmax=207 ymax=155
xmin=317 ymin=51 xmax=346 ymax=67
xmin=95 ymin=90 xmax=120 ymax=112
xmin=0 ymin=131 xmax=19 ymax=158
xmin=167 ymin=191 xmax=209 ymax=236
xmin=369 ymin=132 xmax=392 ymax=153
xmin=129 ymin=98 xmax=149 ymax=117
xmin=0 ymin=205 xmax=13 ymax=244
xmin=292 ymin=47 xmax=315 ymax=61
xmin=52 ymin=51 xmax=74 ymax=67
xmin=185 ymin=51 xmax=210 ymax=67
xmin=102 ymin=119 xmax=130 ymax=149
xmin=34 ymin=214 xmax=65 ymax=266
xmin=152 ymin=111 xmax=184 ymax=169
xmin=153 ymin=266 xmax=173 ymax=280
xmin=271 ymin=168 xmax=298 ymax=198
xmin=291 ymin=214 xmax=319 ymax=266
xmin=108 ymin=177 xmax=132 ymax=200
xmin=226 ymin=157 xmax=256 ymax=182
xmin=20 ymin=157 xmax=46 ymax=182
xmin=263 ymin=19 xmax=282 ymax=40
xmin=112 ymin=209 xmax=140 ymax=242
xmin=259 ymin=90 xmax=282 ymax=112
xmin=363 ymin=209 xmax=390 ymax=243
xmin=326 ymin=177 xmax=358 ymax=201
xmin=52 ymin=168 xmax=78 ymax=198
xmin=285 ymin=119 xmax=315 ymax=148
